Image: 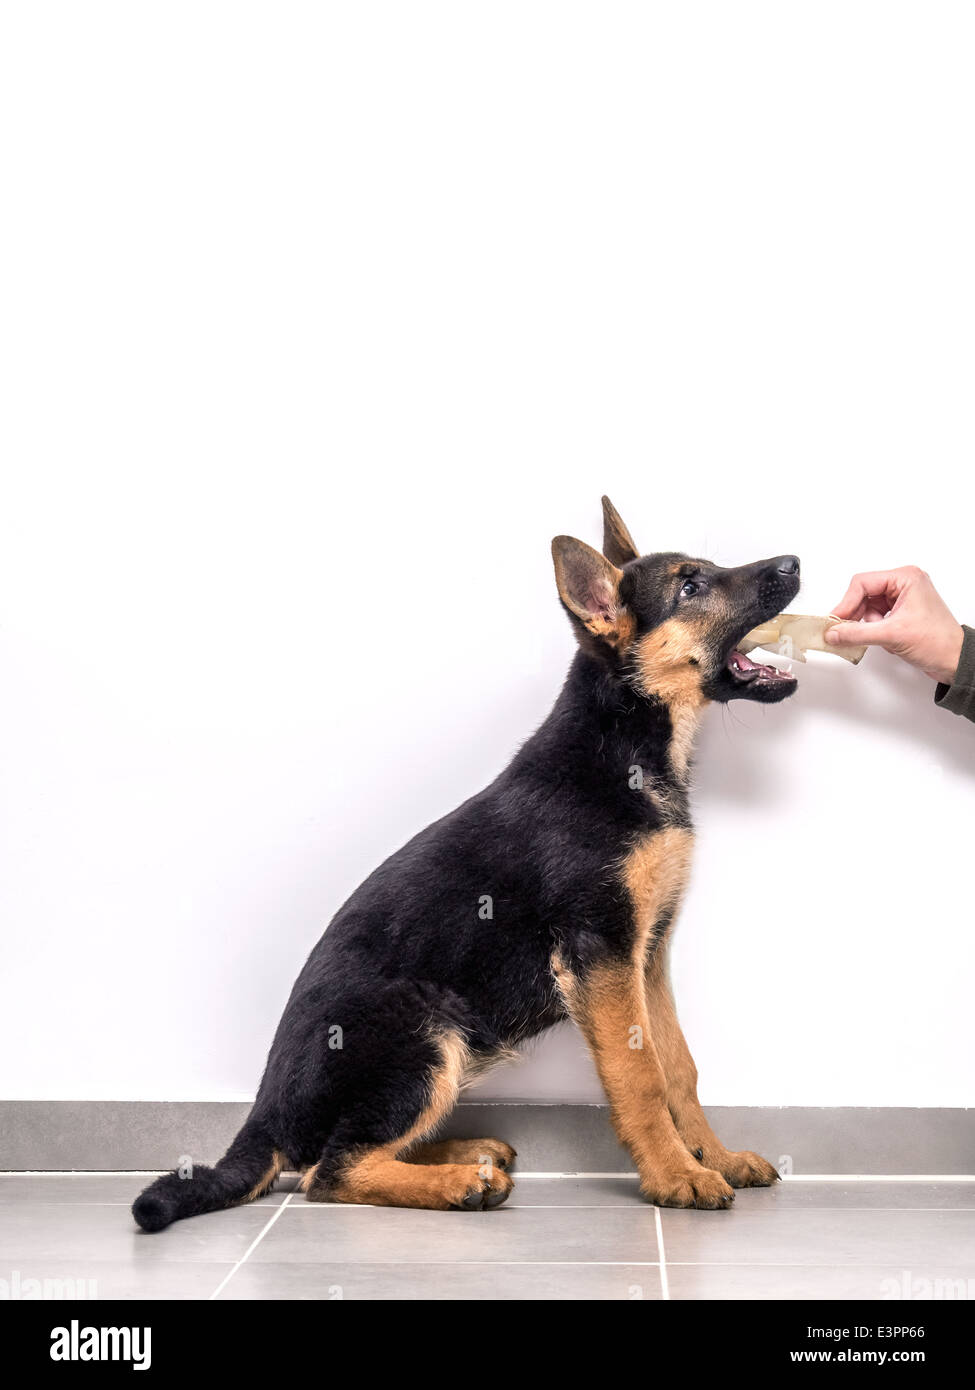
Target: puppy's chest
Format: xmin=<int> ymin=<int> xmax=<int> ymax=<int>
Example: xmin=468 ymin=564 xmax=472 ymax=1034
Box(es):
xmin=621 ymin=826 xmax=695 ymax=956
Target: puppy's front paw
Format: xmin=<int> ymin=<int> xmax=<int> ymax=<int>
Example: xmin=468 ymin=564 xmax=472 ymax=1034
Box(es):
xmin=715 ymin=1149 xmax=779 ymax=1188
xmin=641 ymin=1164 xmax=735 ymax=1210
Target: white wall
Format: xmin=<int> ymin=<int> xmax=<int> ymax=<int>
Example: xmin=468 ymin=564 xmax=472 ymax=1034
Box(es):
xmin=2 ymin=3 xmax=974 ymax=1108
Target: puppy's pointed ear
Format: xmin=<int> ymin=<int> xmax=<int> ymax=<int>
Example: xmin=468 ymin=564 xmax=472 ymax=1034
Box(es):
xmin=601 ymin=495 xmax=640 ymax=566
xmin=552 ymin=536 xmax=633 ymax=648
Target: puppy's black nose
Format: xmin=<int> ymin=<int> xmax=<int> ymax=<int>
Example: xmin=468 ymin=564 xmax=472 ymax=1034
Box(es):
xmin=776 ymin=555 xmax=800 ymax=576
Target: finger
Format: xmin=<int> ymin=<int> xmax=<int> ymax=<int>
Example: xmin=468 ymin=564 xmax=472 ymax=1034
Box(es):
xmin=826 ymin=618 xmax=897 ymax=647
xmin=830 ymin=571 xmax=901 ymax=619
xmin=829 ymin=597 xmax=870 ymax=622
xmin=833 ymin=599 xmax=889 ymax=623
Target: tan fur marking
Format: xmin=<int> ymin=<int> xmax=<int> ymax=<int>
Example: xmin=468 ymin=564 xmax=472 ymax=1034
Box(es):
xmin=457 ymin=1042 xmax=521 ymax=1086
xmin=635 ymin=619 xmax=708 ymax=705
xmin=644 ymin=945 xmax=714 ymax=1143
xmin=391 ymin=1029 xmax=469 ymax=1154
xmin=668 ymin=703 xmax=702 ymax=781
xmin=622 ymin=826 xmax=694 ymax=969
xmin=242 ymin=1149 xmax=287 ymax=1204
xmin=576 ymin=585 xmax=634 ymax=649
xmin=549 ymin=948 xmax=577 ymax=1006
xmin=634 ymin=619 xmax=710 ymax=777
xmin=600 ymin=608 xmax=637 ymax=649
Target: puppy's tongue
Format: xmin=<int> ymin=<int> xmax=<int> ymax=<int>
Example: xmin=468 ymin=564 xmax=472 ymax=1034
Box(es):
xmin=726 ymin=649 xmax=787 ymax=682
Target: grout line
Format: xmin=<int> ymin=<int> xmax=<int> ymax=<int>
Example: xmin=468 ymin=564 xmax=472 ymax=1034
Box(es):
xmin=662 ymin=1260 xmax=968 ymax=1267
xmin=342 ymin=1203 xmax=973 ymax=1212
xmin=286 ymin=1202 xmax=638 ymax=1210
xmin=777 ymin=1174 xmax=975 ymax=1182
xmin=0 ymin=1170 xmax=167 ymax=1177
xmin=653 ymin=1208 xmax=670 ymax=1300
xmin=3 ymin=1201 xmax=973 ymax=1214
xmin=208 ymin=1192 xmax=294 ymax=1301
xmin=3 ymin=1170 xmax=975 ymax=1181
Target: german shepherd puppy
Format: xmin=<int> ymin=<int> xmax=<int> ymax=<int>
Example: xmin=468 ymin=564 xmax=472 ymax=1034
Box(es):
xmin=134 ymin=498 xmax=800 ymax=1229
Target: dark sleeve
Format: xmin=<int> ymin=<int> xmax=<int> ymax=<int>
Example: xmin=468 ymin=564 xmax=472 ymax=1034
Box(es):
xmin=934 ymin=625 xmax=975 ymax=722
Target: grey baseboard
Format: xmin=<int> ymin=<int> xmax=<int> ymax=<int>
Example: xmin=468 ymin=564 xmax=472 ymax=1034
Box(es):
xmin=1 ymin=1102 xmax=972 ymax=1175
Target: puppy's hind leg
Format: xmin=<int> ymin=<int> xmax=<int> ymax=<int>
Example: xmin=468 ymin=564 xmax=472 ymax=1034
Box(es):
xmin=302 ymin=1027 xmax=513 ymax=1212
xmin=408 ymin=1137 xmax=517 ymax=1173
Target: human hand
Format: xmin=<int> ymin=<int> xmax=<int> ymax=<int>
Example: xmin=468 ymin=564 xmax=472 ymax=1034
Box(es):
xmin=825 ymin=567 xmax=964 ymax=684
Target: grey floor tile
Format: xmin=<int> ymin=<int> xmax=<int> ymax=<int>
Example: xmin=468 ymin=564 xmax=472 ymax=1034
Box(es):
xmin=254 ymin=1204 xmax=659 ymax=1264
xmin=0 ymin=1200 xmax=274 ymax=1264
xmin=660 ymin=1207 xmax=975 ymax=1267
xmin=3 ymin=1173 xmax=970 ymax=1303
xmin=0 ymin=1173 xmax=291 ymax=1209
xmin=732 ymin=1180 xmax=975 ymax=1211
xmin=667 ymin=1263 xmax=975 ymax=1301
xmin=220 ymin=1260 xmax=661 ymax=1300
xmin=0 ymin=1259 xmax=231 ymax=1301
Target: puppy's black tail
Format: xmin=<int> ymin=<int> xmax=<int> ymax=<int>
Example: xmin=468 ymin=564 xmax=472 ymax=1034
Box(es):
xmin=132 ymin=1123 xmax=284 ymax=1233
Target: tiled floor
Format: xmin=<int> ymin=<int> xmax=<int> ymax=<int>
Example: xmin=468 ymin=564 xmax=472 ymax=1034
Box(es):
xmin=1 ymin=1172 xmax=973 ymax=1300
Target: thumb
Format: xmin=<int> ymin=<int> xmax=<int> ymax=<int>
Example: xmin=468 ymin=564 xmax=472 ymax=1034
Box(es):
xmin=826 ymin=619 xmax=891 ymax=647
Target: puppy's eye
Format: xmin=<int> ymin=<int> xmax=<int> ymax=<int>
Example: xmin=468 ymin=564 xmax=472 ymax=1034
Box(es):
xmin=679 ymin=579 xmax=699 ymax=599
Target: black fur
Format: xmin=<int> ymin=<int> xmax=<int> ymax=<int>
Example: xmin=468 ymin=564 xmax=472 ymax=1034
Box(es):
xmin=133 ymin=506 xmax=799 ymax=1229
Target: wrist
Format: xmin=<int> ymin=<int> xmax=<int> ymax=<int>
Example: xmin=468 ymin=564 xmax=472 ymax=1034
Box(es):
xmin=932 ymin=624 xmax=965 ymax=686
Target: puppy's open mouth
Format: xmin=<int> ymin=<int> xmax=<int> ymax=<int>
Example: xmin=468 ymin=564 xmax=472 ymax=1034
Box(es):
xmin=724 ymin=648 xmax=798 ymax=691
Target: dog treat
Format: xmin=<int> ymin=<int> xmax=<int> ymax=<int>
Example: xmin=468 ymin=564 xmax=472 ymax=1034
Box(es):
xmin=739 ymin=614 xmax=867 ymax=666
